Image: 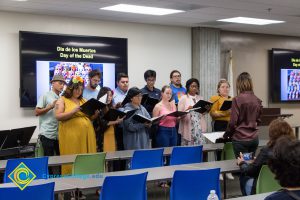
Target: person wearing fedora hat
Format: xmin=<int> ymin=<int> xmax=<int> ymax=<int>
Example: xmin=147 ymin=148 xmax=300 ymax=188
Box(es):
xmin=35 ymin=74 xmax=66 ymax=159
xmin=122 ymin=87 xmax=151 ymax=150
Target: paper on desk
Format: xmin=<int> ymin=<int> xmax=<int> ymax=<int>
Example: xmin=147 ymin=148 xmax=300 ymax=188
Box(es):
xmin=203 ymin=132 xmax=225 ymax=143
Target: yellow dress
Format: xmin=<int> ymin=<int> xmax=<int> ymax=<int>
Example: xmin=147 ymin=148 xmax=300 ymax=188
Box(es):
xmin=58 ymin=96 xmax=97 ymax=175
xmin=103 ymin=125 xmax=116 ymax=152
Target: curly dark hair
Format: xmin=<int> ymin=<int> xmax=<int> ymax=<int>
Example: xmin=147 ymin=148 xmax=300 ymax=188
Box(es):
xmin=185 ymin=78 xmax=199 ymax=95
xmin=63 ymin=81 xmax=84 ymax=99
xmin=268 ymin=136 xmax=300 ymax=187
xmin=267 ymin=119 xmax=295 ymax=148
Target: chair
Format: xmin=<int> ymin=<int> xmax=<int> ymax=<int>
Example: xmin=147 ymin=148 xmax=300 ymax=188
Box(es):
xmin=4 ymin=157 xmax=49 ymax=183
xmin=99 ymin=172 xmax=148 ymax=200
xmin=130 ymin=148 xmax=164 ymax=169
xmin=256 ymin=165 xmax=281 ymax=194
xmin=72 ymin=153 xmax=106 ymax=175
xmin=0 ymin=182 xmax=55 ymax=200
xmin=221 ymin=142 xmax=235 ymax=160
xmin=170 ymin=168 xmax=221 ymax=200
xmin=170 ymin=146 xmax=203 ymax=165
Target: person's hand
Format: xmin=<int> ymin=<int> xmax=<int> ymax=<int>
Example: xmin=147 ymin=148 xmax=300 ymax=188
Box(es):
xmin=46 ymin=100 xmax=57 ymax=110
xmin=237 ymin=152 xmax=245 ymax=165
xmin=116 ymin=116 xmax=124 ymax=124
xmin=91 ymin=109 xmax=100 ymax=119
xmin=144 ymin=122 xmax=152 ymax=128
xmin=72 ymin=105 xmax=81 ymax=114
xmin=186 ymin=106 xmax=193 ymax=111
xmin=115 ymin=102 xmax=122 ymax=109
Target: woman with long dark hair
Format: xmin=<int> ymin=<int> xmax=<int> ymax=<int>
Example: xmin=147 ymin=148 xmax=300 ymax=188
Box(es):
xmin=94 ymin=87 xmax=123 ymax=152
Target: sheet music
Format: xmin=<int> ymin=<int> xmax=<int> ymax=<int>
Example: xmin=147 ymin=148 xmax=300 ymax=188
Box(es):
xmin=99 ymin=94 xmax=107 ymax=104
xmin=203 ymin=132 xmax=225 ymax=143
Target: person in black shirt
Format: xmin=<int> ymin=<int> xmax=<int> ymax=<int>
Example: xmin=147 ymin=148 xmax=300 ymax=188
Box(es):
xmin=237 ymin=119 xmax=296 ymax=196
xmin=140 ymin=69 xmax=161 ymax=147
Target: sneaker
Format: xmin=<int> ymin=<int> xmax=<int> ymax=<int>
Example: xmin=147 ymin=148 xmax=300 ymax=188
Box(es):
xmin=219 ymin=174 xmax=223 ymax=181
xmin=226 ymin=173 xmax=235 ymax=180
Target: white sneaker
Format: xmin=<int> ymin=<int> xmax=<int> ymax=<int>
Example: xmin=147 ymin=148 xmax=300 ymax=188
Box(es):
xmin=219 ymin=174 xmax=223 ymax=181
xmin=226 ymin=173 xmax=235 ymax=180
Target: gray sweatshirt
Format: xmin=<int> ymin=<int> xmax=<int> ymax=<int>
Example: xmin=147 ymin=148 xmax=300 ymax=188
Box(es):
xmin=122 ymin=103 xmax=150 ymax=150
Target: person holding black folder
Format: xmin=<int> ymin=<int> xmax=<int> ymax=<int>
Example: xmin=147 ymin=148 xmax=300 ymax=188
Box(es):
xmin=140 ymin=70 xmax=161 ymax=148
xmin=122 ymin=87 xmax=151 ymax=150
xmin=94 ymin=87 xmax=123 ymax=152
xmin=209 ymin=79 xmax=232 ymax=132
xmin=178 ymin=78 xmax=207 ymax=146
xmin=209 ymin=79 xmax=234 ymax=180
xmin=55 ymin=76 xmax=97 ymax=175
xmin=152 ymin=85 xmax=177 ymax=148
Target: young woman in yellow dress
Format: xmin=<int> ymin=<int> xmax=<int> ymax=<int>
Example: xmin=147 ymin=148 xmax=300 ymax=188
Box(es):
xmin=94 ymin=87 xmax=123 ymax=152
xmin=55 ymin=76 xmax=98 ymax=175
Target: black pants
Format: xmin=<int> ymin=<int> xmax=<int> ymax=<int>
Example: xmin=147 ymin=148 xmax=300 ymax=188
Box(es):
xmin=40 ymin=135 xmax=60 ymax=175
xmin=40 ymin=135 xmax=60 ymax=156
xmin=232 ymin=137 xmax=259 ymax=158
xmin=113 ymin=126 xmax=126 ymax=171
xmin=214 ymin=120 xmax=228 ymax=132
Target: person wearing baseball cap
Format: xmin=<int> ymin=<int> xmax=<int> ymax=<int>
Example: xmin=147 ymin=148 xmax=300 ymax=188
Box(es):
xmin=35 ymin=74 xmax=66 ymax=160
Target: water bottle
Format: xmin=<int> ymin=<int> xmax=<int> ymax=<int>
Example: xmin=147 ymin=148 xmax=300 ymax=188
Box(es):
xmin=207 ymin=190 xmax=219 ymax=200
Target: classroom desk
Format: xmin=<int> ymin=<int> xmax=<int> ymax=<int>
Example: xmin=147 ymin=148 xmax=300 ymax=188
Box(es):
xmin=0 ymin=140 xmax=267 ymax=172
xmin=0 ymin=179 xmax=75 ymax=193
xmin=0 ymin=143 xmax=223 ymax=171
xmin=226 ymin=192 xmax=273 ymax=199
xmin=57 ymin=159 xmax=239 ymax=199
xmin=0 ymin=159 xmax=239 ymax=198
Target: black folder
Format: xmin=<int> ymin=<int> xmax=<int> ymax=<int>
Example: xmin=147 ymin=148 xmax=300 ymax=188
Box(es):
xmin=220 ymin=100 xmax=232 ymax=111
xmin=80 ymin=98 xmax=107 ymax=116
xmin=104 ymin=109 xmax=137 ymax=121
xmin=142 ymin=95 xmax=160 ymax=107
xmin=192 ymin=100 xmax=213 ymax=113
xmin=132 ymin=114 xmax=164 ymax=124
xmin=165 ymin=111 xmax=189 ymax=117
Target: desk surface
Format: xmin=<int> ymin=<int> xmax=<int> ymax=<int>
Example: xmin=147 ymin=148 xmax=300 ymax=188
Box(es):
xmin=0 ymin=143 xmax=224 ymax=171
xmin=0 ymin=140 xmax=267 ymax=172
xmin=56 ymin=159 xmax=239 ymax=191
xmin=0 ymin=159 xmax=239 ymax=194
xmin=226 ymin=192 xmax=272 ymax=199
xmin=0 ymin=179 xmax=75 ymax=193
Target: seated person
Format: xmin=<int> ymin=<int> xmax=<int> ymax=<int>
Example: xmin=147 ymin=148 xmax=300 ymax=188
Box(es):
xmin=265 ymin=136 xmax=300 ymax=200
xmin=237 ymin=119 xmax=296 ymax=196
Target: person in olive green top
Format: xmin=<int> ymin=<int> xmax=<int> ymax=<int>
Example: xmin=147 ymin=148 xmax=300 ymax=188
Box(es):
xmin=209 ymin=79 xmax=232 ymax=131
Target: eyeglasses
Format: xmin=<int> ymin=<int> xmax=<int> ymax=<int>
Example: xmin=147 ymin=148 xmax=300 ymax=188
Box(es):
xmin=91 ymin=78 xmax=100 ymax=83
xmin=172 ymin=75 xmax=181 ymax=78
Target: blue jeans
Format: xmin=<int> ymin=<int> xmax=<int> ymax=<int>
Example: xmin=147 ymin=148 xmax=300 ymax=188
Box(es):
xmin=156 ymin=126 xmax=177 ymax=147
xmin=240 ymin=175 xmax=254 ymax=196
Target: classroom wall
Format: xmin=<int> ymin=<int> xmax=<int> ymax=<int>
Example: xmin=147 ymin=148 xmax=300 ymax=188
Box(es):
xmin=220 ymin=31 xmax=300 ymax=126
xmin=0 ymin=11 xmax=191 ymax=138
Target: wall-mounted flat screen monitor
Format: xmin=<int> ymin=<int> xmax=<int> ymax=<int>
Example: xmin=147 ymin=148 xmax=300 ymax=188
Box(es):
xmin=19 ymin=31 xmax=127 ymax=107
xmin=270 ymin=48 xmax=300 ymax=103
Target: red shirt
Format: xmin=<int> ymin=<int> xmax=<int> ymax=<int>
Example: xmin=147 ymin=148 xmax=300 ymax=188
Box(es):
xmin=228 ymin=91 xmax=262 ymax=141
